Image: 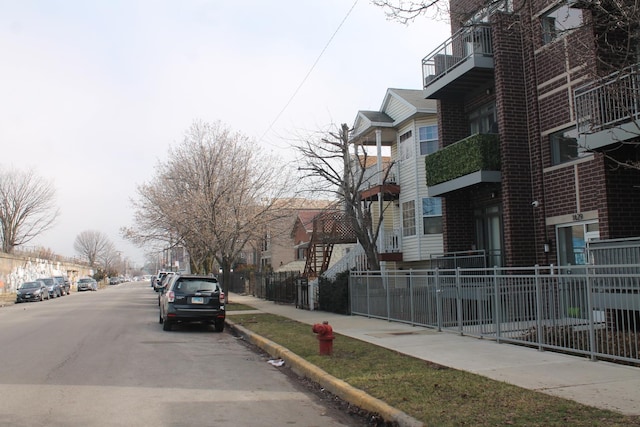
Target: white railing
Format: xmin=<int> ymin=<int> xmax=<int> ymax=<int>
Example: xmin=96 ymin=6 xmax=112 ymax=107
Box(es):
xmin=361 ymin=162 xmax=398 ymax=188
xmin=382 ymin=228 xmax=402 ymax=253
xmin=422 ymin=25 xmax=493 ymax=89
xmin=574 ymin=63 xmax=640 ymax=134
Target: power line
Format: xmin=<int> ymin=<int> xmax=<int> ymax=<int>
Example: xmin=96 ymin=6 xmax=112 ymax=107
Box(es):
xmin=259 ymin=0 xmax=360 ymax=142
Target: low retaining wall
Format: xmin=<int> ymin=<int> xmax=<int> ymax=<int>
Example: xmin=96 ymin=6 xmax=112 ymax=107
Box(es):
xmin=0 ymin=252 xmax=93 ymax=292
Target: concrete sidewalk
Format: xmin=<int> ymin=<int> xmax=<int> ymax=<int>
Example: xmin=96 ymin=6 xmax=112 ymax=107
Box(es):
xmin=228 ymin=293 xmax=640 ymax=416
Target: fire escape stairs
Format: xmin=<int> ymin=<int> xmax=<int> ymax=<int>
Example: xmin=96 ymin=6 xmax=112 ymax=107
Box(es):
xmin=303 ymin=210 xmax=357 ymax=280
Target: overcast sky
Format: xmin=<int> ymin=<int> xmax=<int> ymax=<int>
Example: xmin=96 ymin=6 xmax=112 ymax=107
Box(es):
xmin=0 ymin=0 xmax=450 ymax=267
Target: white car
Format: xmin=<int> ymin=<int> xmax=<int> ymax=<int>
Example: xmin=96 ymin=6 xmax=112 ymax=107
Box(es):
xmin=77 ymin=278 xmax=98 ymax=291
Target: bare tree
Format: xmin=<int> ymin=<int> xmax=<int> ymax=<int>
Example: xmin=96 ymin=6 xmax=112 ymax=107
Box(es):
xmin=296 ymin=123 xmax=398 ymax=271
xmin=74 ymin=230 xmax=113 ymax=267
xmin=126 ymin=120 xmax=295 ymax=296
xmin=97 ymin=240 xmax=119 ymax=277
xmin=372 ymin=0 xmax=448 ymax=23
xmin=0 ymin=167 xmax=59 ymax=253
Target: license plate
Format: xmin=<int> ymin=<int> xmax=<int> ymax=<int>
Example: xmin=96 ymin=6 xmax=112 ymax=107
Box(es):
xmin=191 ymin=297 xmax=204 ymax=304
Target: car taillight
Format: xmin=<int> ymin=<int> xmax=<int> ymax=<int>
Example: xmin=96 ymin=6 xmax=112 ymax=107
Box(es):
xmin=220 ymin=291 xmax=225 ymax=304
xmin=167 ymin=290 xmax=175 ymax=303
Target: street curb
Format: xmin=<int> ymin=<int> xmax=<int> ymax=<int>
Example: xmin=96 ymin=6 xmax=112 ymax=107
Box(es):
xmin=227 ymin=319 xmax=424 ymax=427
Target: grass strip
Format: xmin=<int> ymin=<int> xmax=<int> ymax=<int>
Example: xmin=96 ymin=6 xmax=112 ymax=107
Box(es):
xmin=228 ymin=312 xmax=640 ymax=426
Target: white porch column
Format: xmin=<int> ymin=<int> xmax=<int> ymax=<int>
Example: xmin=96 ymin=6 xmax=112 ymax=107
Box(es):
xmin=375 ymin=129 xmax=384 ymax=256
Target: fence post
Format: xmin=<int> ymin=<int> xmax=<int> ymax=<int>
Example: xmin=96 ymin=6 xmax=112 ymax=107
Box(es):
xmin=535 ymin=265 xmax=544 ymax=352
xmin=386 ymin=271 xmax=391 ymax=321
xmin=409 ymin=269 xmax=415 ymax=326
xmin=456 ymin=267 xmax=463 ymax=335
xmin=349 ymin=272 xmax=353 ymax=315
xmin=435 ymin=268 xmax=442 ymax=332
xmin=494 ymin=266 xmax=501 ymax=343
xmin=366 ymin=273 xmax=371 ymax=318
xmin=586 ymin=266 xmax=597 ymax=361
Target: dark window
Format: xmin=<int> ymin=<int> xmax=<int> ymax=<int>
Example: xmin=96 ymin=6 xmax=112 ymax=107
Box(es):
xmin=550 ymin=128 xmax=582 ymax=165
xmin=470 ymin=103 xmax=497 ymax=134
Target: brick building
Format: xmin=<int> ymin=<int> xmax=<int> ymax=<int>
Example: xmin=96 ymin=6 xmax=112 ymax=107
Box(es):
xmin=422 ymin=0 xmax=640 ymax=268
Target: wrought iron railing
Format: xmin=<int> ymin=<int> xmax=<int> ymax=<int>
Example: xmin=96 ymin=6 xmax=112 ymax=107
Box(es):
xmin=574 ymin=63 xmax=640 ymax=134
xmin=422 ymin=24 xmax=493 ymax=89
xmin=350 ymin=265 xmax=640 ymax=365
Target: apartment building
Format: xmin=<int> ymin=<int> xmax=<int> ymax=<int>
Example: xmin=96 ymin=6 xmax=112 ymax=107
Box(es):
xmin=421 ymin=0 xmax=640 ymax=268
xmin=350 ymin=88 xmax=443 ymax=269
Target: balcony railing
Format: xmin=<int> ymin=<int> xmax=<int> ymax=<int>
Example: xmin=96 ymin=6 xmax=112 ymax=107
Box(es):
xmin=574 ymin=64 xmax=640 ymax=135
xmin=382 ymin=228 xmax=402 ymax=253
xmin=425 ymin=133 xmax=500 ymax=187
xmin=422 ymin=24 xmax=493 ymax=90
xmin=361 ymin=162 xmax=398 ymax=187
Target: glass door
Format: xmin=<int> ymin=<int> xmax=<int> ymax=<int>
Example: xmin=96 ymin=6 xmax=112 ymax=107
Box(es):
xmin=474 ymin=205 xmax=503 ymax=267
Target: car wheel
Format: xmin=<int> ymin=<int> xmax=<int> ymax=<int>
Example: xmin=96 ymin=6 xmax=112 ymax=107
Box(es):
xmin=162 ymin=320 xmax=172 ymax=331
xmin=214 ymin=320 xmax=225 ymax=333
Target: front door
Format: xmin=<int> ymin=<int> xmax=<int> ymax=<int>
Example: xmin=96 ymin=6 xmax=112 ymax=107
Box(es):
xmin=556 ymin=221 xmax=599 ymax=267
xmin=474 ymin=205 xmax=503 ymax=267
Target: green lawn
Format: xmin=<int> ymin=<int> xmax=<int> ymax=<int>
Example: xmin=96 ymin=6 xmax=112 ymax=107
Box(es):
xmin=228 ymin=312 xmax=640 ymax=426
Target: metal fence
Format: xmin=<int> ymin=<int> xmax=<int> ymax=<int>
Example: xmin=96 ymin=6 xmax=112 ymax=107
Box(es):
xmin=232 ymin=270 xmax=303 ymax=305
xmin=350 ymin=265 xmax=640 ymax=365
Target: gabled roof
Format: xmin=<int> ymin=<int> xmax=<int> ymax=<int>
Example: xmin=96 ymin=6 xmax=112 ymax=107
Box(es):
xmin=382 ymin=88 xmax=437 ymax=115
xmin=297 ymin=209 xmax=325 ymax=231
xmin=350 ymin=88 xmax=438 ymax=142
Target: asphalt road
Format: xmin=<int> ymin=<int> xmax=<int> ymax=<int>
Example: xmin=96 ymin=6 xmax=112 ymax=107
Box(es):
xmin=0 ymin=281 xmax=358 ymax=427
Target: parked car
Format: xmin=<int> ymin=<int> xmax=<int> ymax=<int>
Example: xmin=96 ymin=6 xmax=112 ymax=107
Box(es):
xmin=40 ymin=277 xmax=62 ymax=298
xmin=108 ymin=277 xmax=120 ymax=285
xmin=53 ymin=275 xmax=70 ymax=295
xmin=153 ymin=272 xmax=170 ymax=291
xmin=77 ymin=277 xmax=98 ymax=291
xmin=16 ymin=280 xmax=50 ymax=303
xmin=155 ymin=272 xmax=176 ymax=305
xmin=159 ymin=274 xmax=225 ymax=332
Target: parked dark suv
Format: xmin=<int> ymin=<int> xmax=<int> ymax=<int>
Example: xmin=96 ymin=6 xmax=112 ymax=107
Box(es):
xmin=158 ymin=274 xmax=225 ymax=332
xmin=53 ymin=276 xmax=70 ymax=295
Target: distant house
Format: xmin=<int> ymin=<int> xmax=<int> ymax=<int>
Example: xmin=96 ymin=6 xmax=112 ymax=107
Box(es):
xmin=278 ymin=207 xmax=355 ymax=274
xmin=251 ymin=199 xmax=334 ymax=272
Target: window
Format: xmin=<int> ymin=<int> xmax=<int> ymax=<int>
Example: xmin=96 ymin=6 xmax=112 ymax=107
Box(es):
xmin=419 ymin=125 xmax=439 ymax=155
xmin=467 ymin=0 xmax=513 ymax=24
xmin=422 ymin=197 xmax=442 ymax=234
xmin=550 ymin=127 xmax=583 ymax=165
xmin=399 ymin=130 xmax=413 ymax=161
xmin=469 ymin=103 xmax=497 ymax=134
xmin=399 ymin=130 xmax=412 ymax=142
xmin=402 ymin=200 xmax=416 ymax=236
xmin=541 ymin=5 xmax=583 ymax=44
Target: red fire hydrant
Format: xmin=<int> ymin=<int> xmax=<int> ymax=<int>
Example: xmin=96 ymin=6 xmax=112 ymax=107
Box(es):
xmin=312 ymin=321 xmax=335 ymax=356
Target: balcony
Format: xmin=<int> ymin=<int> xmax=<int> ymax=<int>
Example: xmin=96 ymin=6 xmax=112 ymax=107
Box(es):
xmin=425 ymin=133 xmax=501 ymax=196
xmin=422 ymin=25 xmax=494 ymax=99
xmin=380 ymin=228 xmax=403 ymax=262
xmin=574 ymin=64 xmax=640 ymax=150
xmin=360 ymin=163 xmax=400 ymax=201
